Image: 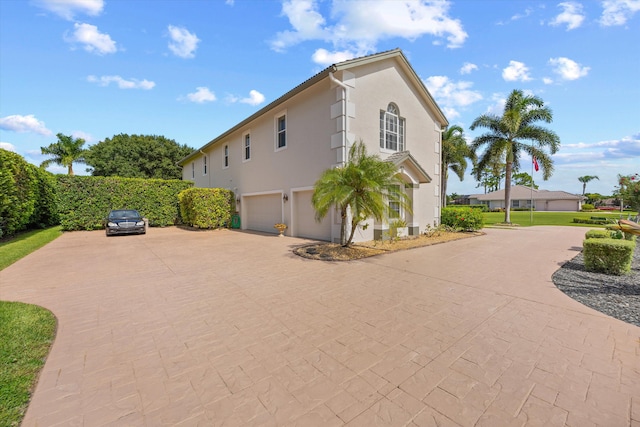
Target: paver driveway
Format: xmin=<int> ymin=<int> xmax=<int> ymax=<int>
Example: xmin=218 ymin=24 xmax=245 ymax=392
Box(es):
xmin=1 ymin=226 xmax=639 ymax=426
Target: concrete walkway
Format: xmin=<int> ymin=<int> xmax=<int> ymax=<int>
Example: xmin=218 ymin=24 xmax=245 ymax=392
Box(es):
xmin=1 ymin=226 xmax=638 ymax=426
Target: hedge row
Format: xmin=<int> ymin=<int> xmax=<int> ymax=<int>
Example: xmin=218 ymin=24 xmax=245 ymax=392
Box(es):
xmin=0 ymin=149 xmax=58 ymax=238
xmin=56 ymin=175 xmax=192 ymax=230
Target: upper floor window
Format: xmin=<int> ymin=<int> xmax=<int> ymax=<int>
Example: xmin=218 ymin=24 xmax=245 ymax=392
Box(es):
xmin=380 ymin=103 xmax=405 ymax=152
xmin=244 ymin=133 xmax=251 ymax=161
xmin=191 ymin=162 xmax=195 ymax=179
xmin=223 ymin=145 xmax=229 ymax=168
xmin=203 ymin=155 xmax=207 ymax=175
xmin=276 ymin=114 xmax=287 ymax=150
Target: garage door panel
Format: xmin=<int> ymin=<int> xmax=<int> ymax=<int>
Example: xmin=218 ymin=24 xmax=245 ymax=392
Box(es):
xmin=294 ymin=191 xmax=331 ymax=241
xmin=245 ymin=194 xmax=282 ymax=234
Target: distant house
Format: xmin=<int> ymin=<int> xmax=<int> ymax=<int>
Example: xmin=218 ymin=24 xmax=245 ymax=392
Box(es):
xmin=178 ymin=49 xmax=448 ymax=242
xmin=468 ymin=185 xmax=584 ymax=211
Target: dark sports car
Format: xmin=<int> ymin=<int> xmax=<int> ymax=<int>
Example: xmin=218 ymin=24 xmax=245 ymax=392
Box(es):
xmin=105 ymin=209 xmax=146 ymax=236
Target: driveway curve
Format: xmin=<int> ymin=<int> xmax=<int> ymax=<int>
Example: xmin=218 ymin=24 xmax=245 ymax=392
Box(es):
xmin=1 ymin=226 xmax=638 ymax=426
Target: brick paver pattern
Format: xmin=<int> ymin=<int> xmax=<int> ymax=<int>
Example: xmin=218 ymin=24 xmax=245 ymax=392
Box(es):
xmin=1 ymin=226 xmax=638 ymax=426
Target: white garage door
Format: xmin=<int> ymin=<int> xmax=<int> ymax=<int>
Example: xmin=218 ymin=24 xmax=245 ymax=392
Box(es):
xmin=294 ymin=190 xmax=331 ymax=241
xmin=244 ymin=194 xmax=282 ymax=234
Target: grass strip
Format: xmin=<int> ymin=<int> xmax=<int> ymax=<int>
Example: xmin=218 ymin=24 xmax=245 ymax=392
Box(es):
xmin=0 ymin=226 xmax=62 ymax=271
xmin=0 ymin=302 xmax=56 ymax=426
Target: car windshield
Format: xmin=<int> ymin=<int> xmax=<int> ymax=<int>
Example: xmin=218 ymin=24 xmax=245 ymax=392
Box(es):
xmin=109 ymin=210 xmax=140 ymax=219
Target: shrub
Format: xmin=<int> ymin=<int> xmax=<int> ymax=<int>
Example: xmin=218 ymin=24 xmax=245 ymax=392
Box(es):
xmin=585 ymin=229 xmax=611 ymax=239
xmin=56 ymin=175 xmax=191 ymax=230
xmin=583 ymin=238 xmax=636 ymax=275
xmin=178 ymin=188 xmax=234 ymax=229
xmin=0 ymin=149 xmax=58 ymax=238
xmin=441 ymin=207 xmax=484 ymax=231
xmin=581 ymin=203 xmax=595 ymax=211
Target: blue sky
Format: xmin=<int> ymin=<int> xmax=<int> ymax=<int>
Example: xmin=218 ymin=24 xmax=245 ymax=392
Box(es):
xmin=1 ymin=0 xmax=638 ymax=197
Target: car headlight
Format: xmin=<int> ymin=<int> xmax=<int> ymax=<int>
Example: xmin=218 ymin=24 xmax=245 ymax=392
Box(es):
xmin=136 ymin=221 xmax=145 ymax=226
xmin=107 ymin=222 xmax=118 ymax=227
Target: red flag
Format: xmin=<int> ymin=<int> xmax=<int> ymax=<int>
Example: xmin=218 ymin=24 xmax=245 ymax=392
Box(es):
xmin=533 ymin=156 xmax=539 ymax=172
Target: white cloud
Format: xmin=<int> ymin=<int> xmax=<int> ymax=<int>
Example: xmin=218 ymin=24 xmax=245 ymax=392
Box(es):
xmin=71 ymin=130 xmax=94 ymax=143
xmin=0 ymin=114 xmax=53 ymax=136
xmin=550 ymin=2 xmax=585 ymax=30
xmin=167 ymin=25 xmax=200 ymax=58
xmin=240 ymin=90 xmax=265 ymax=106
xmin=424 ymin=76 xmax=482 ymax=119
xmin=185 ymin=87 xmax=216 ymax=103
xmin=311 ymin=48 xmax=357 ymax=66
xmin=502 ymin=60 xmax=532 ymax=82
xmin=271 ymin=0 xmax=468 ymax=54
xmin=33 ymin=0 xmax=104 ymax=20
xmin=549 ymin=57 xmax=589 ymax=80
xmin=227 ymin=90 xmax=266 ymax=106
xmin=87 ymin=75 xmax=155 ymax=89
xmin=460 ymin=62 xmax=478 ymax=74
xmin=66 ymin=23 xmax=117 ymax=55
xmin=543 ymin=77 xmax=554 ymax=85
xmin=600 ymin=0 xmax=640 ymax=26
xmin=0 ymin=142 xmax=17 ymax=152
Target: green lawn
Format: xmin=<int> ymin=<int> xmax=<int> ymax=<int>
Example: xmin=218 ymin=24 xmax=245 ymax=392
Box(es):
xmin=482 ymin=210 xmax=637 ymax=227
xmin=0 ymin=226 xmax=62 ymax=271
xmin=0 ymin=227 xmax=60 ymax=426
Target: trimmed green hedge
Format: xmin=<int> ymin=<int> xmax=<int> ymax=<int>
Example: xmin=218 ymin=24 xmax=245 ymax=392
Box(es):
xmin=441 ymin=207 xmax=484 ymax=231
xmin=573 ymin=218 xmax=608 ymax=225
xmin=0 ymin=149 xmax=59 ymax=238
xmin=583 ymin=238 xmax=636 ymax=275
xmin=585 ymin=229 xmax=613 ymax=239
xmin=178 ymin=188 xmax=234 ymax=229
xmin=56 ymin=176 xmax=192 ymax=230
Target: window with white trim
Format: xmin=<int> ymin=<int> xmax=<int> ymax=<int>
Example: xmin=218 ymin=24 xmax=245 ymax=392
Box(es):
xmin=223 ymin=145 xmax=229 ymax=168
xmin=276 ymin=114 xmax=286 ymax=150
xmin=380 ymin=103 xmax=405 ymax=152
xmin=243 ymin=133 xmax=251 ymax=161
xmin=203 ymin=155 xmax=207 ymax=175
xmin=389 ymin=184 xmax=401 ymax=219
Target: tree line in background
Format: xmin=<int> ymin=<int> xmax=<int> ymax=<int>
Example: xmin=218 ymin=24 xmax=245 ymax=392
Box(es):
xmin=39 ymin=133 xmax=194 ymax=180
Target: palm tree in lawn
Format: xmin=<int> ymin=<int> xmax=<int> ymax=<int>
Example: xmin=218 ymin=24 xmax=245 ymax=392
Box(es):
xmin=441 ymin=125 xmax=476 ymax=206
xmin=312 ymin=141 xmax=410 ymax=247
xmin=470 ymin=89 xmax=560 ymax=223
xmin=40 ymin=133 xmax=87 ymax=175
xmin=578 ymin=175 xmax=599 ymax=195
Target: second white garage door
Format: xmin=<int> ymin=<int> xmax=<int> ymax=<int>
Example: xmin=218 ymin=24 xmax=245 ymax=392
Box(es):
xmin=244 ymin=194 xmax=282 ymax=234
xmin=293 ymin=190 xmax=331 ymax=241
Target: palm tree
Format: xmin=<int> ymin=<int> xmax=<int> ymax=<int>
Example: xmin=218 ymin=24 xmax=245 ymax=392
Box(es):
xmin=441 ymin=125 xmax=476 ymax=206
xmin=312 ymin=141 xmax=410 ymax=247
xmin=40 ymin=133 xmax=86 ymax=175
xmin=578 ymin=175 xmax=599 ymax=195
xmin=470 ymin=89 xmax=560 ymax=223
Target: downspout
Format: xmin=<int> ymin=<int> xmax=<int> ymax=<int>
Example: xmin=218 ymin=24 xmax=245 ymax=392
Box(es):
xmin=329 ymin=71 xmax=349 ymax=166
xmin=329 ymin=71 xmax=350 ymax=243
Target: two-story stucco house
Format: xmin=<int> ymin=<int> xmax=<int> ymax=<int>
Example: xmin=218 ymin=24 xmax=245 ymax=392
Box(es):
xmin=178 ymin=49 xmax=448 ymax=243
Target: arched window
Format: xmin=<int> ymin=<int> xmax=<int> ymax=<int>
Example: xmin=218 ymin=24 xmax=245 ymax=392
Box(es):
xmin=379 ymin=103 xmax=405 ymax=151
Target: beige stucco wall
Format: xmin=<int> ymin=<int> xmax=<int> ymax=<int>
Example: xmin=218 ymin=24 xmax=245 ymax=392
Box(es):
xmin=183 ymin=55 xmax=443 ymax=241
xmin=343 ymin=59 xmax=442 ymax=235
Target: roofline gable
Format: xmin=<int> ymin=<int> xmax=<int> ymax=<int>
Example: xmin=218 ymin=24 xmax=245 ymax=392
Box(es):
xmin=178 ymin=48 xmax=448 ymax=166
